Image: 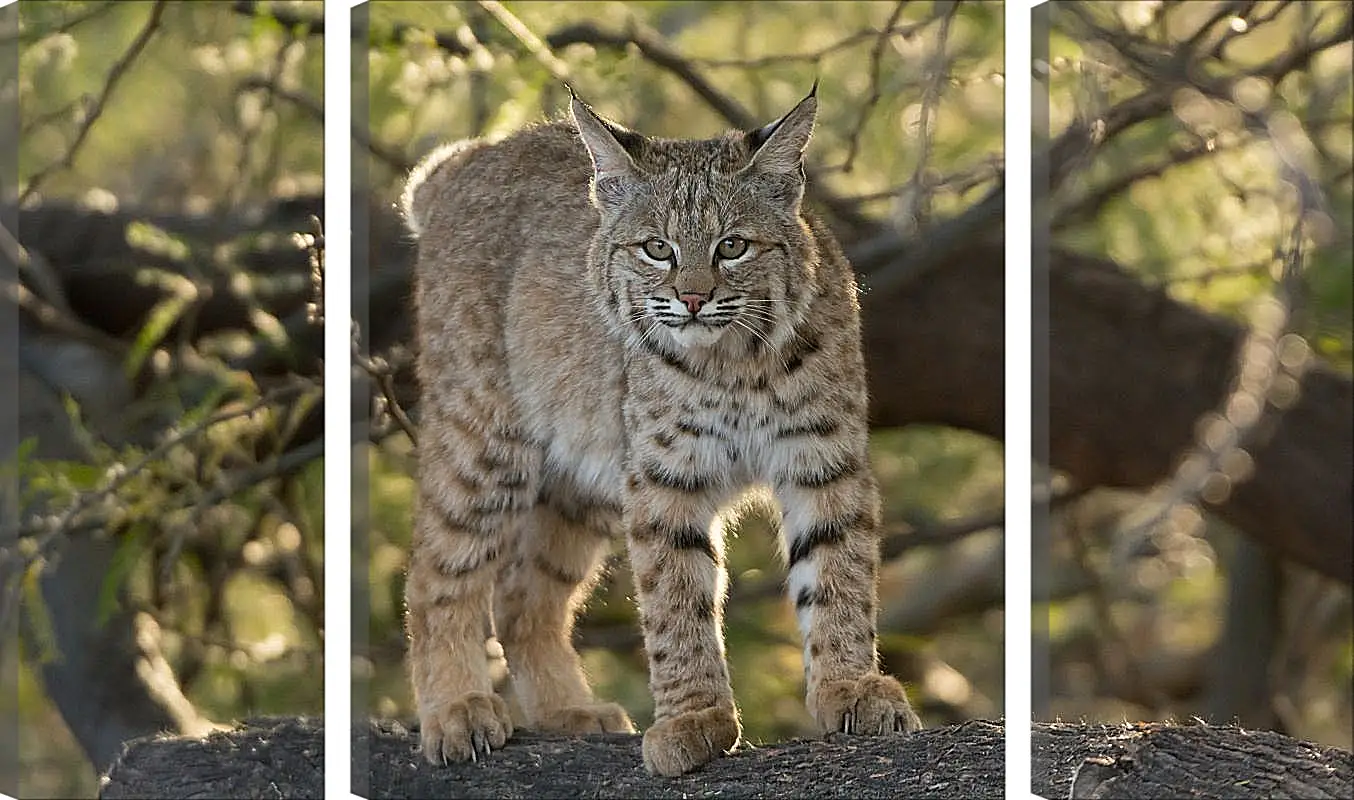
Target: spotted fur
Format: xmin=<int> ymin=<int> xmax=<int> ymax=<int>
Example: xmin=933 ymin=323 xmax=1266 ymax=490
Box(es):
xmin=402 ymin=88 xmax=921 ymax=777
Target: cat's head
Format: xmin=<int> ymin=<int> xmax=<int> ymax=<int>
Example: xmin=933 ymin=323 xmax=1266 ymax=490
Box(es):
xmin=571 ymin=88 xmax=819 ymax=353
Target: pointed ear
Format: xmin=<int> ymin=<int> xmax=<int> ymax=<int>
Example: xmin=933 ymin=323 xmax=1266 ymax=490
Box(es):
xmin=569 ymin=92 xmax=639 ymax=182
xmin=744 ymin=85 xmax=817 ymax=176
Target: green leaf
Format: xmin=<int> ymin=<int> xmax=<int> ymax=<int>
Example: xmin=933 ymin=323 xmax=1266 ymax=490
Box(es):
xmin=181 ymin=381 xmax=234 ymax=429
xmin=96 ymin=526 xmax=149 ymax=626
xmin=58 ymin=461 xmax=104 ymax=492
xmin=22 ymin=558 xmax=60 ymax=664
xmin=0 ymin=438 xmax=37 ymax=504
xmin=60 ymin=393 xmax=104 ymax=459
xmin=124 ymin=294 xmax=192 ymax=380
xmin=278 ymin=388 xmax=322 ymax=450
xmin=125 ymin=221 xmax=191 ymax=263
xmin=10 ymin=436 xmax=38 ymax=467
xmin=250 ymin=6 xmax=284 ymax=41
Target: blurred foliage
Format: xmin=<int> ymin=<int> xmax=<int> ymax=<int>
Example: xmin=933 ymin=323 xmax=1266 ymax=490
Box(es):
xmin=1041 ymin=0 xmax=1352 ymax=751
xmin=18 ymin=0 xmax=323 ymax=210
xmin=1047 ymin=0 xmax=1353 ymax=368
xmin=9 ymin=1 xmax=325 ymax=796
xmin=358 ymin=0 xmax=1006 ymax=746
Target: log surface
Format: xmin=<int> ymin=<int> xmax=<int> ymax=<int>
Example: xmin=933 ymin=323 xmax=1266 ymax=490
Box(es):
xmin=98 ymin=717 xmax=1354 ymax=799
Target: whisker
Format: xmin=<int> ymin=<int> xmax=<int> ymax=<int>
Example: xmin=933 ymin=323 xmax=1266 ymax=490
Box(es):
xmin=741 ymin=310 xmax=781 ymax=328
xmin=738 ymin=312 xmax=786 ymax=351
xmin=632 ymin=318 xmax=662 ymax=353
xmin=732 ymin=318 xmax=786 ymax=370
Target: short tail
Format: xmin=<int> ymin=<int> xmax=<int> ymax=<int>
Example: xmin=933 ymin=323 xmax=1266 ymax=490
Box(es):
xmin=400 ymin=140 xmax=481 ymax=238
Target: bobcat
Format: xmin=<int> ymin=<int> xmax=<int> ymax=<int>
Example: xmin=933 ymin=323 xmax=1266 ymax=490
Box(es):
xmin=400 ymin=86 xmax=921 ymax=777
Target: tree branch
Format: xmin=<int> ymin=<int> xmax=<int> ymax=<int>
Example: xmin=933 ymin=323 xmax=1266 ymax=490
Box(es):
xmin=19 ymin=1 xmax=167 ymax=205
xmin=837 ymin=0 xmax=911 ymax=174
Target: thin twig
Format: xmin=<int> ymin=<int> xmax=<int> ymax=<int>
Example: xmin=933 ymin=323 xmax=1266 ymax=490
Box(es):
xmin=892 ymin=0 xmax=960 ymax=229
xmin=190 ymin=435 xmax=324 ymax=519
xmin=687 ymin=21 xmax=931 ymax=69
xmin=19 ymin=97 xmax=87 ymax=138
xmin=734 ymin=489 xmax=1086 ymax=605
xmin=1205 ymin=0 xmax=1294 ymax=61
xmin=846 ymin=156 xmax=1003 ymax=205
xmin=19 ymin=1 xmax=168 ymax=205
xmin=5 ymin=382 xmax=310 ymax=550
xmin=477 ymin=0 xmax=571 ymax=83
xmin=1181 ymin=0 xmax=1254 ymax=54
xmin=240 ymin=76 xmax=413 ymax=172
xmin=0 ymin=218 xmax=76 ymax=318
xmin=1063 ymin=509 xmax=1175 ymax=713
xmin=1 ymin=273 xmax=127 ymax=357
xmin=1155 ymin=258 xmax=1273 ymax=288
xmin=224 ymin=27 xmax=300 ymax=214
xmin=839 ymin=0 xmax=912 ymax=174
xmin=1044 ymin=3 xmax=1351 ymax=195
xmin=883 ymin=486 xmax=1090 ymax=561
xmin=353 ymin=332 xmax=418 ymax=446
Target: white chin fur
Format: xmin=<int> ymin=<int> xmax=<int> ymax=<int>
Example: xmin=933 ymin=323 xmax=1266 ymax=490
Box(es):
xmin=668 ymin=324 xmax=726 ymax=348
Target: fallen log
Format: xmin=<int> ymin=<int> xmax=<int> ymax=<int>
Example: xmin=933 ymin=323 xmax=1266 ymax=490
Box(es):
xmin=98 ymin=717 xmax=1354 ymax=799
xmin=99 ymin=717 xmax=324 ymax=800
xmin=1035 ymin=721 xmax=1354 ymax=799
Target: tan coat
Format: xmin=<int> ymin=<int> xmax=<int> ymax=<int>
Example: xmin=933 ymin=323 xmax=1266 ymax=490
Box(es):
xmin=401 ymin=90 xmax=920 ymax=777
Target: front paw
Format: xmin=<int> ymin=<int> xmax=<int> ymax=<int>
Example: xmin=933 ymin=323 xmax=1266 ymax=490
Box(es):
xmin=419 ymin=691 xmax=514 ymax=765
xmin=641 ymin=705 xmax=741 ymax=777
xmin=809 ymin=673 xmax=922 ymax=735
xmin=537 ymin=702 xmax=636 ymax=734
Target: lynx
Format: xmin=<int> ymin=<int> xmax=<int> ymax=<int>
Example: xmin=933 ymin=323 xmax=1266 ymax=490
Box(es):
xmin=400 ymin=86 xmax=921 ymax=777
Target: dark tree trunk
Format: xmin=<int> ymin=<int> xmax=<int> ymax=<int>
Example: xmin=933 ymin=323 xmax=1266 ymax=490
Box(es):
xmin=856 ymin=238 xmax=1352 ymax=584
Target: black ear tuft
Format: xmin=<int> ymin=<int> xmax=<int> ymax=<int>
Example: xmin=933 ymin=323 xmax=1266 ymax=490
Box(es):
xmin=609 ymin=127 xmax=647 ymax=160
xmin=745 ymin=82 xmax=819 ymax=154
xmin=745 ymin=124 xmax=774 ymax=151
xmin=742 ymin=89 xmax=817 ymax=178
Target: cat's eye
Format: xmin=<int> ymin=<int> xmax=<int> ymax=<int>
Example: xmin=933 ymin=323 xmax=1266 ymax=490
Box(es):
xmin=641 ymin=238 xmax=674 ymax=261
xmin=716 ymin=236 xmax=749 ymax=260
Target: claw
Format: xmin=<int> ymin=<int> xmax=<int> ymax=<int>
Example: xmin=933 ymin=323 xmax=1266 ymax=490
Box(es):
xmin=469 ymin=729 xmax=493 ymax=761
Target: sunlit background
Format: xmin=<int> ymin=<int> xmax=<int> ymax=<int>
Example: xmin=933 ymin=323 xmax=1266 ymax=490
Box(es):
xmin=8 ymin=2 xmax=325 ymax=796
xmin=1040 ymin=0 xmax=1352 ymax=752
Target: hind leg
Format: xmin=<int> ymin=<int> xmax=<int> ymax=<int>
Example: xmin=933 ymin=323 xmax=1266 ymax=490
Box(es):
xmin=405 ymin=402 xmax=539 ymax=764
xmin=493 ymin=486 xmax=635 ymax=734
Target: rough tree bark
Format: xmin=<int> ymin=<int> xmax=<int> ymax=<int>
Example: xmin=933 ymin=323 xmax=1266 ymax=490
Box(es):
xmin=97 ymin=717 xmax=1354 ymax=799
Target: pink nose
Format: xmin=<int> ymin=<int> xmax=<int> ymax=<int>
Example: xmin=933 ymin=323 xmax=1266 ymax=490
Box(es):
xmin=678 ymin=293 xmax=707 ymax=314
